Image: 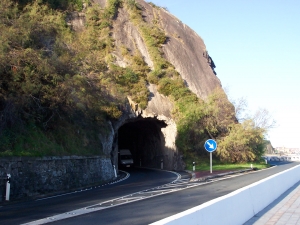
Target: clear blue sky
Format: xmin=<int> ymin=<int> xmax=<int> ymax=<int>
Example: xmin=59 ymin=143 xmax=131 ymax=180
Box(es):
xmin=149 ymin=0 xmax=300 ymax=148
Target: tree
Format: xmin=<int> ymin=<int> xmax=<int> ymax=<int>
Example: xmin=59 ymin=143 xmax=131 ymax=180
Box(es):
xmin=216 ymin=120 xmax=265 ymax=162
xmin=252 ymin=108 xmax=276 ymax=131
xmin=216 ymin=92 xmax=276 ymax=162
xmin=232 ymin=97 xmax=248 ymax=122
xmin=204 ymin=87 xmax=236 ymax=137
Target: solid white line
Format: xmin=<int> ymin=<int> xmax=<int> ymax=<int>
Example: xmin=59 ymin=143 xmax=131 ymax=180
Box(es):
xmin=36 ymin=189 xmax=91 ymax=201
xmin=162 ymin=183 xmax=188 ymax=187
xmin=35 ymin=171 xmax=130 ymax=201
xmin=24 ymin=169 xmax=180 ymax=224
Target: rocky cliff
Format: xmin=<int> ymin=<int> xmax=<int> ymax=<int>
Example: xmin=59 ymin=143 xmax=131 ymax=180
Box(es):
xmin=111 ymin=0 xmax=222 ymax=169
xmin=0 ymin=0 xmax=259 ymax=200
xmin=69 ymin=0 xmax=221 ymax=97
xmin=64 ymin=0 xmax=223 ymax=170
xmin=1 ymin=0 xmax=223 ymax=170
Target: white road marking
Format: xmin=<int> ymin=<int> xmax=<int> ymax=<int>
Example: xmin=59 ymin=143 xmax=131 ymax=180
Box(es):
xmin=21 ymin=169 xmax=255 ymax=224
xmin=35 ymin=170 xmax=130 ymax=201
xmin=21 ymin=169 xmax=181 ymax=224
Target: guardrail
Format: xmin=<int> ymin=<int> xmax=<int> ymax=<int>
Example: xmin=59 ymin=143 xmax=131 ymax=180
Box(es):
xmin=266 ymin=156 xmax=300 ymax=162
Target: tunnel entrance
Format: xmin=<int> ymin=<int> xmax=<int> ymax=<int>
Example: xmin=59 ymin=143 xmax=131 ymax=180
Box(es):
xmin=118 ymin=118 xmax=167 ymax=168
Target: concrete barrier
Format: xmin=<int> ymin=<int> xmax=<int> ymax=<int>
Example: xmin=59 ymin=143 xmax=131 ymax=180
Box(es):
xmin=150 ymin=165 xmax=300 ymax=225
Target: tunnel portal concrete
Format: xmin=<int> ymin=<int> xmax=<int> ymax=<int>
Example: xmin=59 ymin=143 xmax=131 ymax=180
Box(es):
xmin=118 ymin=118 xmax=168 ymax=169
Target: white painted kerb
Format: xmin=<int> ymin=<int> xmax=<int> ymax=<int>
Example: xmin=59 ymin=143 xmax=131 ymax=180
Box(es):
xmin=150 ymin=165 xmax=300 ymax=225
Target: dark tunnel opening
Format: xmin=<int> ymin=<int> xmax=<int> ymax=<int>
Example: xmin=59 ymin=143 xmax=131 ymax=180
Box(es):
xmin=118 ymin=118 xmax=167 ymax=168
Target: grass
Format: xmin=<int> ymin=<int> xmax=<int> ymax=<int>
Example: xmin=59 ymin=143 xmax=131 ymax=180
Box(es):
xmin=186 ymin=161 xmax=270 ymax=171
xmin=185 ymin=155 xmax=270 ymax=171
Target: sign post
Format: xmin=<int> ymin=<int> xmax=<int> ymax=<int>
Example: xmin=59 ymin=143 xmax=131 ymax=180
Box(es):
xmin=204 ymin=139 xmax=217 ymax=173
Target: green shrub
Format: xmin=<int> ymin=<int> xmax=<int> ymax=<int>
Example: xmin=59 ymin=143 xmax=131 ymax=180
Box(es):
xmin=0 ymin=0 xmax=124 ymax=156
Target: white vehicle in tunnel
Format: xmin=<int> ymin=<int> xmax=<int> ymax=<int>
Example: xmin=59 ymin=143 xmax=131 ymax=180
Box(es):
xmin=119 ymin=149 xmax=134 ymax=167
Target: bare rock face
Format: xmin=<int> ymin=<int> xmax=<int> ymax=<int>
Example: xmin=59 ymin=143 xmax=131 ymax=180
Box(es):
xmin=143 ymin=84 xmax=173 ymax=118
xmin=66 ymin=12 xmax=86 ymax=31
xmin=98 ymin=121 xmax=115 ymax=155
xmin=160 ymin=12 xmax=221 ymax=99
xmin=92 ymin=0 xmax=107 ymax=8
xmin=143 ymin=84 xmax=179 ymax=169
xmin=113 ymin=5 xmax=154 ymax=69
xmin=135 ymin=0 xmax=221 ymax=99
xmin=69 ymin=0 xmax=223 ymax=170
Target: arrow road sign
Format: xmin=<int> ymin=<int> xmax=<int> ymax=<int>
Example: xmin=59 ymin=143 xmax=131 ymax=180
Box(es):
xmin=204 ymin=139 xmax=217 ymax=152
xmin=204 ymin=139 xmax=217 ymax=173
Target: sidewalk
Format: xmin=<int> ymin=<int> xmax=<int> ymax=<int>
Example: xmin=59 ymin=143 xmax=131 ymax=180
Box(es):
xmin=244 ymin=180 xmax=300 ymax=225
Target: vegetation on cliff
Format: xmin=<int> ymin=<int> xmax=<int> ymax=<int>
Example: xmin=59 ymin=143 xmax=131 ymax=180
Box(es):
xmin=124 ymin=1 xmax=268 ymax=163
xmin=0 ymin=0 xmax=270 ymax=163
xmin=0 ymin=0 xmax=124 ymax=156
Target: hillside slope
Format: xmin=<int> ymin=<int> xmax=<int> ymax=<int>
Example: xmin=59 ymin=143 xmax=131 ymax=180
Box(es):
xmin=0 ymin=0 xmax=265 ymax=171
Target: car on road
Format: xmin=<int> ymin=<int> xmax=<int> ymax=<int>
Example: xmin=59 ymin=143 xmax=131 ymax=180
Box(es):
xmin=119 ymin=149 xmax=134 ymax=167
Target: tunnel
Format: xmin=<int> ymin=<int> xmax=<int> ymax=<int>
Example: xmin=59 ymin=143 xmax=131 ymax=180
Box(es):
xmin=118 ymin=118 xmax=167 ymax=168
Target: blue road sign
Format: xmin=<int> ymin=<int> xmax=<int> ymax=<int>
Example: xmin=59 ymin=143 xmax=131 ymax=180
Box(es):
xmin=204 ymin=139 xmax=217 ymax=152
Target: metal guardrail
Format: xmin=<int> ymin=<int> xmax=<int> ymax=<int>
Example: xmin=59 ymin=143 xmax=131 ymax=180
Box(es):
xmin=265 ymin=156 xmax=300 ymax=162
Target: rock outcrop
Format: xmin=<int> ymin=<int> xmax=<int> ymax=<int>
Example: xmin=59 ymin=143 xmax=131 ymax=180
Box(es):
xmin=0 ymin=0 xmax=226 ymax=200
xmin=108 ymin=0 xmax=222 ymax=170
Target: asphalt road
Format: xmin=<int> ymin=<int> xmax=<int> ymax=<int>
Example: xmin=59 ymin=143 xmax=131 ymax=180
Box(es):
xmin=0 ymin=167 xmax=185 ymax=225
xmin=1 ymin=162 xmax=299 ymax=225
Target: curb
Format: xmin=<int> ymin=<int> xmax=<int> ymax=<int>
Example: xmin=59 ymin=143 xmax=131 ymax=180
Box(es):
xmin=0 ymin=171 xmax=129 ymax=206
xmin=187 ymin=168 xmax=255 ymax=182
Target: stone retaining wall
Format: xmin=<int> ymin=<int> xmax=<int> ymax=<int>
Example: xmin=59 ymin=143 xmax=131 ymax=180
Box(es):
xmin=0 ymin=156 xmax=114 ymax=202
